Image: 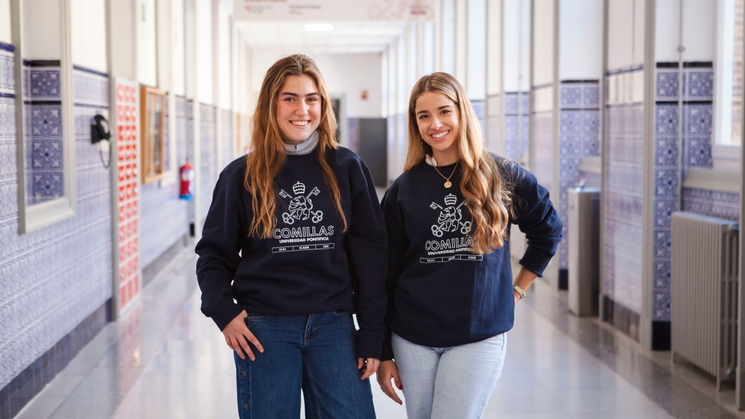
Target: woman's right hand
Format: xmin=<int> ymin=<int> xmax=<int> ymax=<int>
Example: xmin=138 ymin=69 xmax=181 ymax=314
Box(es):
xmin=377 ymin=360 xmax=403 ymax=405
xmin=222 ymin=310 xmax=264 ymax=360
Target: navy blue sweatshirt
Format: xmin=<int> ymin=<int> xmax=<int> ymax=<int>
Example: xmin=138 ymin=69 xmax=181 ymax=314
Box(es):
xmin=195 ymin=147 xmax=388 ymax=359
xmin=381 ymin=155 xmax=562 ymax=359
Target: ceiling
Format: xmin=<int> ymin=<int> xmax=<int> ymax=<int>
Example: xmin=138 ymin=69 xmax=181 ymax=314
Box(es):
xmin=235 ymin=21 xmax=410 ymax=54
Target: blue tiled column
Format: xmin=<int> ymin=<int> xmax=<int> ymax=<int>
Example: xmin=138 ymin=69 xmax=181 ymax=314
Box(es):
xmin=556 ymin=81 xmax=600 ymax=276
xmin=651 ymin=63 xmax=714 ymax=324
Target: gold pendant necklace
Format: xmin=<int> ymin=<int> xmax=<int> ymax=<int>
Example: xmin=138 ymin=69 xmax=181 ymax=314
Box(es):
xmin=433 ymin=161 xmax=459 ymax=188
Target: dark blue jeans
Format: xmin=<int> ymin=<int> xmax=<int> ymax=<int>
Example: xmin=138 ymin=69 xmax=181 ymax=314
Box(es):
xmin=233 ymin=311 xmax=376 ymax=419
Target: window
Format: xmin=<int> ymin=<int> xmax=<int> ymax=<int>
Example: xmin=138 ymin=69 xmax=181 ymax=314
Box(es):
xmin=716 ymin=0 xmax=744 ymax=146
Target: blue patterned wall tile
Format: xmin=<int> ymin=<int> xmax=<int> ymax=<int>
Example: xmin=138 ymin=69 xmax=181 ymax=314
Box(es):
xmin=504 ymin=95 xmax=518 ymax=114
xmin=654 ymin=229 xmax=672 ymax=258
xmin=0 ymin=50 xmax=13 ymax=95
xmin=30 ymin=106 xmax=62 ymax=138
xmin=685 ymin=70 xmax=714 ymax=99
xmin=604 ymin=192 xmax=643 ymax=221
xmin=584 ymin=86 xmax=600 ymax=106
xmin=73 ymin=70 xmax=108 ymax=107
xmin=583 ymin=135 xmax=600 ymax=156
xmin=654 ymin=137 xmax=678 ymax=166
xmin=686 ymin=137 xmax=712 ymax=167
xmin=684 ymin=105 xmax=713 ymax=136
xmin=656 ymin=70 xmax=679 ymax=100
xmin=560 ymin=111 xmax=582 ymax=133
xmin=583 ymin=111 xmax=600 ymax=134
xmin=29 ymin=70 xmax=60 ymax=100
xmin=654 ymin=169 xmax=678 ymax=197
xmin=654 ymin=199 xmax=678 ymax=228
xmin=653 ymin=291 xmax=671 ymax=320
xmin=560 ymin=87 xmax=582 ymax=106
xmin=654 ymin=261 xmax=671 ymax=289
xmin=559 ymin=158 xmax=581 ymax=180
xmin=560 ymin=135 xmax=582 ymax=156
xmin=31 ymin=140 xmax=62 ymax=169
xmin=655 ymin=105 xmax=679 ymax=135
xmin=682 ymin=188 xmax=739 ymax=221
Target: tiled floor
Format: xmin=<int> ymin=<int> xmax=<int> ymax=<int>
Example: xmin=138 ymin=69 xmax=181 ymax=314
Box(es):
xmin=13 ymin=246 xmax=745 ymax=419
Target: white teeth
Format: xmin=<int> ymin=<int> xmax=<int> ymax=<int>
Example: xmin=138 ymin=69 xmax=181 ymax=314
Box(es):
xmin=432 ymin=131 xmax=448 ymax=139
xmin=291 ymin=121 xmax=309 ymax=126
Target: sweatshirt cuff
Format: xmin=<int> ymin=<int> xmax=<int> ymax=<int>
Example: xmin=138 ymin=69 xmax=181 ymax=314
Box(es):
xmin=518 ymin=245 xmax=552 ymax=277
xmin=356 ymin=331 xmax=384 ymax=360
xmin=210 ymin=302 xmax=245 ymax=331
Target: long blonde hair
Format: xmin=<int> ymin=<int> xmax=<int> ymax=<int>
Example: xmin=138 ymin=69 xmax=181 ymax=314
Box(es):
xmin=405 ymin=72 xmax=515 ymax=254
xmin=244 ymin=54 xmax=346 ymax=238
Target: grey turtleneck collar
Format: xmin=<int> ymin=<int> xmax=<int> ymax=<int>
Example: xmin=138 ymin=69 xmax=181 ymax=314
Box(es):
xmin=284 ymin=131 xmax=319 ymax=155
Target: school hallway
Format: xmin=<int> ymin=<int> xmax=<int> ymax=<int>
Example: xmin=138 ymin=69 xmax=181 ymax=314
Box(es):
xmin=5 ymin=243 xmax=736 ymax=419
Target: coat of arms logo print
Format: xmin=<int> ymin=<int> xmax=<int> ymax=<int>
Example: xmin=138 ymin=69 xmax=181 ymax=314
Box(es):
xmin=279 ymin=182 xmax=323 ymax=224
xmin=429 ymin=193 xmax=471 ymax=237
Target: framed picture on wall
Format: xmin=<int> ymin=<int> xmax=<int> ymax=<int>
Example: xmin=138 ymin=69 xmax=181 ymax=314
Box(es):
xmin=140 ymin=86 xmax=166 ymax=184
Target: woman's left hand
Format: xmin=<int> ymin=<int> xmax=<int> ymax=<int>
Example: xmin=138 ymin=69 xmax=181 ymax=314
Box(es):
xmin=358 ymin=358 xmax=380 ymax=380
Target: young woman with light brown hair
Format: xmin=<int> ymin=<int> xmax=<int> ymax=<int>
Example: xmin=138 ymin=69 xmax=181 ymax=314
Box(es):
xmin=377 ymin=72 xmax=562 ymax=419
xmin=196 ymin=54 xmax=387 ymax=419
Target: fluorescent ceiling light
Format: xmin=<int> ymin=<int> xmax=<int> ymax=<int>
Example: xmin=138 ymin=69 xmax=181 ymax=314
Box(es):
xmin=303 ymin=23 xmax=334 ymax=32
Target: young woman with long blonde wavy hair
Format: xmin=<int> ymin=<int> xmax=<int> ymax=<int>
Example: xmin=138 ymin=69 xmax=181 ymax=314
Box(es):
xmin=196 ymin=54 xmax=387 ymax=419
xmin=377 ymin=72 xmax=562 ymax=419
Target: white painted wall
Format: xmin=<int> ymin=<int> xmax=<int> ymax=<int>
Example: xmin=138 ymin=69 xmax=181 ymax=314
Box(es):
xmin=137 ymin=0 xmax=157 ymax=86
xmin=486 ymin=0 xmax=501 ymax=95
xmin=422 ymin=21 xmax=435 ymax=75
xmin=532 ymin=0 xmax=555 ymax=86
xmin=407 ymin=23 xmax=418 ymax=89
xmin=250 ymin=50 xmax=383 ymax=118
xmin=519 ymin=0 xmax=531 ymax=91
xmin=559 ymin=0 xmax=603 ymax=80
xmin=503 ymin=0 xmax=520 ymax=92
xmin=22 ymin=0 xmax=61 ymax=59
xmin=441 ymin=0 xmax=455 ymax=75
xmin=682 ymin=0 xmax=716 ymax=61
xmin=217 ymin=3 xmax=231 ymax=110
xmin=467 ymin=0 xmax=486 ymax=100
xmin=71 ymin=0 xmax=107 ymax=72
xmin=633 ymin=0 xmax=645 ymax=65
xmin=110 ymin=0 xmax=134 ymax=79
xmin=318 ymin=53 xmax=383 ymax=118
xmin=0 ymin=0 xmax=11 ymax=44
xmin=197 ymin=0 xmax=213 ymax=104
xmin=455 ymin=0 xmax=467 ymax=82
xmin=157 ymin=0 xmax=171 ymax=90
xmin=172 ymin=0 xmax=185 ymax=95
xmin=607 ymin=0 xmax=637 ymax=70
xmin=655 ymin=0 xmax=680 ymax=62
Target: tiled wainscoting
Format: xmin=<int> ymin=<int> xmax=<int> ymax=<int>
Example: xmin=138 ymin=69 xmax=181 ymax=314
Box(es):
xmin=0 ymin=44 xmax=113 ymax=419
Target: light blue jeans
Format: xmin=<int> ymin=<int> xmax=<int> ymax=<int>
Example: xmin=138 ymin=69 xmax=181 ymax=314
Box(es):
xmin=392 ymin=333 xmax=507 ymax=419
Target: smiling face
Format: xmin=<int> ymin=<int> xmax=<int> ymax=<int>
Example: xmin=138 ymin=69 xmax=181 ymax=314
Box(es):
xmin=275 ymin=74 xmax=322 ymax=145
xmin=415 ymin=91 xmax=460 ymax=165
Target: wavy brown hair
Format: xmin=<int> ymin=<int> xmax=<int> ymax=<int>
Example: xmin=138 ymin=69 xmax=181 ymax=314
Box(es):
xmin=244 ymin=54 xmax=346 ymax=238
xmin=405 ymin=72 xmax=515 ymax=254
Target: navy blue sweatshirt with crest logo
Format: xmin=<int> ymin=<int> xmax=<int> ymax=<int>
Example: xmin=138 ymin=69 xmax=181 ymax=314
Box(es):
xmin=195 ymin=147 xmax=388 ymax=359
xmin=380 ymin=155 xmax=562 ymax=359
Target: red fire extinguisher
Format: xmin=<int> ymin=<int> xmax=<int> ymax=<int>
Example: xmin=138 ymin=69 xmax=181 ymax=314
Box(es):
xmin=179 ymin=160 xmax=195 ymax=200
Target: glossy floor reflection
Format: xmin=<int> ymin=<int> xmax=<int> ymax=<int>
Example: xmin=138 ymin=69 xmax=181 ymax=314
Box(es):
xmin=13 ymin=246 xmax=745 ymax=418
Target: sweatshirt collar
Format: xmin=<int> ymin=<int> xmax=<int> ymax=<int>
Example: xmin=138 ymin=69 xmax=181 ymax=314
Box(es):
xmin=284 ymin=131 xmax=319 ymax=155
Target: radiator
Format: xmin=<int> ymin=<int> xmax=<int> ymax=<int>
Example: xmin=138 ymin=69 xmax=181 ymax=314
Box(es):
xmin=671 ymin=212 xmax=738 ymax=391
